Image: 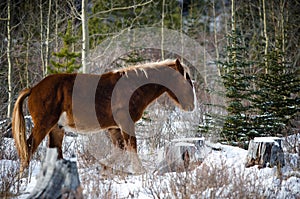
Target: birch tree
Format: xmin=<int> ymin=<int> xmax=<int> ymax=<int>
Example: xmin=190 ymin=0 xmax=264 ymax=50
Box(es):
xmin=262 ymin=0 xmax=268 ymax=73
xmin=45 ymin=0 xmax=52 ymax=75
xmin=81 ymin=0 xmax=89 ymax=73
xmin=6 ymin=0 xmax=12 ymax=118
xmin=40 ymin=0 xmax=46 ymax=77
xmin=161 ymin=0 xmax=165 ymax=60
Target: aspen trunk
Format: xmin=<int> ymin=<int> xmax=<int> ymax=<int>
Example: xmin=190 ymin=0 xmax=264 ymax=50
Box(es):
xmin=45 ymin=0 xmax=52 ymax=75
xmin=161 ymin=0 xmax=165 ymax=60
xmin=7 ymin=0 xmax=13 ymax=119
xmin=81 ymin=0 xmax=89 ymax=73
xmin=212 ymin=0 xmax=220 ymax=77
xmin=40 ymin=0 xmax=46 ymax=77
xmin=262 ymin=0 xmax=269 ymax=73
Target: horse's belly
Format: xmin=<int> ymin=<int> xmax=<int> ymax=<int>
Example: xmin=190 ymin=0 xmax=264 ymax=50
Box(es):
xmin=58 ymin=112 xmax=111 ymax=134
xmin=62 ymin=125 xmax=103 ymax=134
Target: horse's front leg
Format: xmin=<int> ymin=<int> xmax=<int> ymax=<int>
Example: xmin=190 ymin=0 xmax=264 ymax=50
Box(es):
xmin=108 ymin=127 xmax=137 ymax=153
xmin=120 ymin=128 xmax=145 ymax=173
xmin=112 ymin=108 xmax=137 ymax=153
xmin=120 ymin=131 xmax=137 ymax=153
xmin=108 ymin=128 xmax=125 ymax=150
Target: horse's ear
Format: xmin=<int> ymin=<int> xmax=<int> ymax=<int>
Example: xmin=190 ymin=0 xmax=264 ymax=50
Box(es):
xmin=175 ymin=58 xmax=185 ymax=75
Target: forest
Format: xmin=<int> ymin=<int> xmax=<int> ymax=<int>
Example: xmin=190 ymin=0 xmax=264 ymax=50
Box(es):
xmin=0 ymin=0 xmax=299 ymax=198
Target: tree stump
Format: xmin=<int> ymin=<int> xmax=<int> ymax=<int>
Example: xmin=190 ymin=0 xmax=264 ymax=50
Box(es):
xmin=156 ymin=137 xmax=205 ymax=174
xmin=245 ymin=137 xmax=285 ymax=168
xmin=28 ymin=148 xmax=83 ymax=199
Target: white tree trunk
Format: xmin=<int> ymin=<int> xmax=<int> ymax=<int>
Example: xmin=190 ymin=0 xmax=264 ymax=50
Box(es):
xmin=213 ymin=0 xmax=220 ymax=77
xmin=161 ymin=0 xmax=165 ymax=60
xmin=280 ymin=0 xmax=285 ymax=66
xmin=25 ymin=37 xmax=30 ymax=88
xmin=45 ymin=0 xmax=52 ymax=75
xmin=40 ymin=0 xmax=46 ymax=77
xmin=231 ymin=0 xmax=236 ymax=65
xmin=262 ymin=0 xmax=269 ymax=73
xmin=7 ymin=0 xmax=13 ymax=119
xmin=81 ymin=0 xmax=89 ymax=73
xmin=55 ymin=0 xmax=58 ymax=54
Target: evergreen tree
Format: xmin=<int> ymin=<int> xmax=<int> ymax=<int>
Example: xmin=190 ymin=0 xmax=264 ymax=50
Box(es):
xmin=220 ymin=31 xmax=256 ymax=145
xmin=48 ymin=21 xmax=81 ymax=74
xmin=253 ymin=49 xmax=300 ymax=137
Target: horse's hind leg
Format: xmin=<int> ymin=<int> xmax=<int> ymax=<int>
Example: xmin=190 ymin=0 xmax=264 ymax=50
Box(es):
xmin=48 ymin=124 xmax=64 ymax=159
xmin=108 ymin=128 xmax=142 ymax=172
xmin=26 ymin=118 xmax=59 ymax=166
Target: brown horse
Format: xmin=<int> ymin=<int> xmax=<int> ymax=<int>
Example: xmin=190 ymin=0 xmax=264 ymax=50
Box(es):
xmin=12 ymin=59 xmax=195 ymax=173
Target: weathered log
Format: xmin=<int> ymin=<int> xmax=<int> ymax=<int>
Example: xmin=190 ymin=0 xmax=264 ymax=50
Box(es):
xmin=28 ymin=148 xmax=83 ymax=199
xmin=245 ymin=137 xmax=285 ymax=168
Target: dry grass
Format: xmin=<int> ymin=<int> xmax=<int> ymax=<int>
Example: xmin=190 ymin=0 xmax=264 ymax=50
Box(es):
xmin=142 ymin=160 xmax=267 ymax=199
xmin=0 ymin=161 xmax=19 ymax=198
xmin=75 ymin=145 xmax=271 ymax=199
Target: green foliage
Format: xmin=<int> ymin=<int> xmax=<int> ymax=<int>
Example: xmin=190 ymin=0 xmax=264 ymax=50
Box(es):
xmin=253 ymin=49 xmax=300 ymax=136
xmin=218 ymin=32 xmax=299 ymax=144
xmin=115 ymin=50 xmax=147 ymax=67
xmin=48 ymin=21 xmax=81 ymax=74
xmin=220 ymin=31 xmax=256 ymax=144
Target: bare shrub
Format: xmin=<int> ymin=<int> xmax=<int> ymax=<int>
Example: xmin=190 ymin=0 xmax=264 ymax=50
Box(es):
xmin=143 ymin=158 xmax=268 ymax=199
xmin=0 ymin=160 xmax=19 ymax=198
xmin=77 ymin=152 xmax=125 ymax=198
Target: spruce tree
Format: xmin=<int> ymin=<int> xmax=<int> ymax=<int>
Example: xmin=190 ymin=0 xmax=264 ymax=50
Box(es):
xmin=48 ymin=21 xmax=81 ymax=74
xmin=253 ymin=49 xmax=300 ymax=137
xmin=220 ymin=31 xmax=256 ymax=145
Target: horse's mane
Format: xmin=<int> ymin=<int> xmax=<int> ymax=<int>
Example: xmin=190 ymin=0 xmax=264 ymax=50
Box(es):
xmin=112 ymin=59 xmax=177 ymax=78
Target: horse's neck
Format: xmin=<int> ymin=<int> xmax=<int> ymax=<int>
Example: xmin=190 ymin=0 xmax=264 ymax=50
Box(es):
xmin=142 ymin=84 xmax=167 ymax=104
xmin=143 ymin=85 xmax=168 ymax=111
xmin=131 ymin=84 xmax=166 ymax=121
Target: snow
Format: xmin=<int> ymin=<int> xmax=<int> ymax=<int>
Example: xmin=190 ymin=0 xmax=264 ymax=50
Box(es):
xmin=254 ymin=137 xmax=283 ymax=143
xmin=171 ymin=137 xmax=205 ymax=142
xmin=1 ymin=134 xmax=299 ymax=198
xmin=174 ymin=142 xmax=194 ymax=147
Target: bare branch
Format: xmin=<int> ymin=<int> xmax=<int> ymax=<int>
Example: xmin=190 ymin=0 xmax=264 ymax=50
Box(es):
xmin=90 ymin=0 xmax=153 ymax=18
xmin=67 ymin=0 xmax=82 ymax=20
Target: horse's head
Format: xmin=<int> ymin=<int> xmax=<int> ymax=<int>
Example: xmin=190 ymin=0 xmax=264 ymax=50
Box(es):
xmin=166 ymin=59 xmax=195 ymax=111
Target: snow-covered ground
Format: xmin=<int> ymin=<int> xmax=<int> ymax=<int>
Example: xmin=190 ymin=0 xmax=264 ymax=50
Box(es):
xmin=1 ymin=134 xmax=299 ymax=198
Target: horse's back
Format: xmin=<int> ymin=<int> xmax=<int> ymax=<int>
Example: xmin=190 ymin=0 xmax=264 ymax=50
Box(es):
xmin=29 ymin=73 xmax=76 ymax=101
xmin=28 ymin=73 xmax=121 ymax=130
xmin=27 ymin=74 xmax=77 ymax=122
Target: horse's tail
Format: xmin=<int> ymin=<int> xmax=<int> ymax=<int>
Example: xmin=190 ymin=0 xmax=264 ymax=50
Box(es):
xmin=12 ymin=88 xmax=31 ymax=169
